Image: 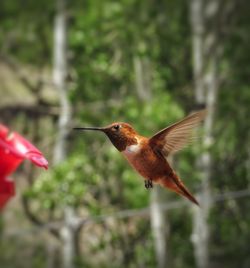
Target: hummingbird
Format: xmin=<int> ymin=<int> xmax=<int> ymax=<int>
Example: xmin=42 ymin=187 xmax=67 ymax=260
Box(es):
xmin=74 ymin=110 xmax=206 ymax=206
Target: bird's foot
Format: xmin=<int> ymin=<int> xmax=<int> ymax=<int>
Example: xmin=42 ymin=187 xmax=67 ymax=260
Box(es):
xmin=144 ymin=179 xmax=153 ymax=189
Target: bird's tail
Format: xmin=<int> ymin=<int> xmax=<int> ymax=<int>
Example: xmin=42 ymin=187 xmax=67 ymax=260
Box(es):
xmin=159 ymin=171 xmax=199 ymax=206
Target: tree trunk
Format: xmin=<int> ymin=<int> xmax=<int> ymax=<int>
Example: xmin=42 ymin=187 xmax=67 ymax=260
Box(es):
xmin=133 ymin=55 xmax=168 ymax=268
xmin=60 ymin=207 xmax=75 ymax=268
xmin=53 ymin=1 xmax=75 ymax=268
xmin=133 ymin=56 xmax=152 ymax=101
xmin=53 ymin=0 xmax=70 ymax=165
xmin=190 ymin=1 xmax=220 ymax=268
xmin=150 ymin=186 xmax=169 ymax=268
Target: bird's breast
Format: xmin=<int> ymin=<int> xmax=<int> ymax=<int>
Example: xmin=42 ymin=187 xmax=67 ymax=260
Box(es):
xmin=122 ymin=140 xmax=168 ymax=179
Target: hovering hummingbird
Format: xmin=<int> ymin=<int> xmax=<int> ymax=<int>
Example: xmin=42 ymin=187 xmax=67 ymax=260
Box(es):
xmin=74 ymin=110 xmax=206 ymax=205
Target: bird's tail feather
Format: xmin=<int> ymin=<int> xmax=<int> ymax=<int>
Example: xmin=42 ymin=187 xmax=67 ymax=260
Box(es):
xmin=160 ymin=172 xmax=199 ymax=206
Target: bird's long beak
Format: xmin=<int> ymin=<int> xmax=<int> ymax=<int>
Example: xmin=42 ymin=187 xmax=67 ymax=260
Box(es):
xmin=73 ymin=127 xmax=105 ymax=132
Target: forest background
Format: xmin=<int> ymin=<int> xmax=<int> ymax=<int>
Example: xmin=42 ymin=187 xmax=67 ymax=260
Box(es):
xmin=0 ymin=0 xmax=250 ymax=268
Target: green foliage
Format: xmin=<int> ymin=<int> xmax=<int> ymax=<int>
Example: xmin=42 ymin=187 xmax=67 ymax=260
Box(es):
xmin=1 ymin=0 xmax=250 ymax=267
xmin=0 ymin=231 xmax=46 ymax=268
xmin=0 ymin=0 xmax=53 ymax=65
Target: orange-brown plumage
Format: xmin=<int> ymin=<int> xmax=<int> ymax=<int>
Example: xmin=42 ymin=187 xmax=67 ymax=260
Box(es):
xmin=74 ymin=110 xmax=206 ymax=206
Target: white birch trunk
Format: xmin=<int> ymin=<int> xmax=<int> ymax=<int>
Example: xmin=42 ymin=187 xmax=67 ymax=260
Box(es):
xmin=53 ymin=0 xmax=71 ymax=164
xmin=60 ymin=207 xmax=75 ymax=268
xmin=53 ymin=1 xmax=75 ymax=268
xmin=150 ymin=186 xmax=168 ymax=268
xmin=133 ymin=56 xmax=152 ymax=101
xmin=190 ymin=1 xmax=220 ymax=268
xmin=190 ymin=0 xmax=205 ymax=105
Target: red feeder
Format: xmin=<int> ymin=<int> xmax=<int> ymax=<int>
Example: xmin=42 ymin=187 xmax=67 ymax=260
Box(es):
xmin=0 ymin=124 xmax=48 ymax=209
xmin=0 ymin=178 xmax=15 ymax=209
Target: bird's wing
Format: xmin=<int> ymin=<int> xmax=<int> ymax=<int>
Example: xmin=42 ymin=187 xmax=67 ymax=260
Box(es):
xmin=149 ymin=110 xmax=206 ymax=157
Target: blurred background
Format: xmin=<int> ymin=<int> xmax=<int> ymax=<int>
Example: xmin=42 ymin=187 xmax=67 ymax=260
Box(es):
xmin=0 ymin=0 xmax=250 ymax=267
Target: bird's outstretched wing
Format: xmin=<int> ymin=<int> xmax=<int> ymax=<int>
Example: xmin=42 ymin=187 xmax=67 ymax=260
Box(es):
xmin=149 ymin=110 xmax=206 ymax=157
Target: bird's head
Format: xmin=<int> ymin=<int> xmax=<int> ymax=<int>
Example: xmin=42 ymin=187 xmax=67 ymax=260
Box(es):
xmin=74 ymin=122 xmax=138 ymax=151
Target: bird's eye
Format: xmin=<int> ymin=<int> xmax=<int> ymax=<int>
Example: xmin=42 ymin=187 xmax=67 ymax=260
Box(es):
xmin=113 ymin=124 xmax=120 ymax=131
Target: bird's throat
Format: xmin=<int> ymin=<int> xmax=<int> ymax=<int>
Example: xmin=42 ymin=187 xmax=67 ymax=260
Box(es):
xmin=124 ymin=143 xmax=141 ymax=154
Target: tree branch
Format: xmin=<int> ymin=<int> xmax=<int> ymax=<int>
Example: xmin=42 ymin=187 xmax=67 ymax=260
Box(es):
xmin=22 ymin=195 xmax=61 ymax=240
xmin=0 ymin=53 xmax=55 ymax=94
xmin=0 ymin=104 xmax=59 ymax=118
